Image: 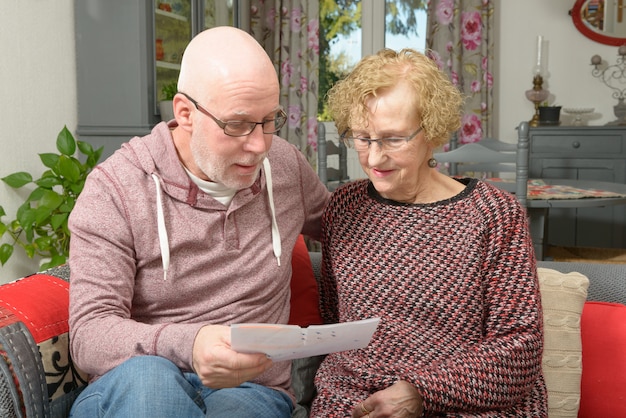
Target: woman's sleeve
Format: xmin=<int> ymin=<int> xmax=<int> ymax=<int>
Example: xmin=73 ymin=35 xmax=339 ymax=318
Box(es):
xmin=401 ymin=201 xmax=544 ymax=412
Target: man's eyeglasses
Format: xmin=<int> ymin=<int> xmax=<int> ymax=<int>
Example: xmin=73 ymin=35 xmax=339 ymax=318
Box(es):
xmin=180 ymin=92 xmax=287 ymax=137
xmin=341 ymin=126 xmax=423 ymax=152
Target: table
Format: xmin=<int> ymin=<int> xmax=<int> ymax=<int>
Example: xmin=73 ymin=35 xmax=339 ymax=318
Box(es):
xmin=528 ymin=125 xmax=626 ymax=248
xmin=525 ymin=179 xmax=626 ymax=260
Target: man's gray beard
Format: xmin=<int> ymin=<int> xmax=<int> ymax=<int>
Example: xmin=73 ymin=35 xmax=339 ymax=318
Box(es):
xmin=190 ymin=133 xmax=264 ymax=189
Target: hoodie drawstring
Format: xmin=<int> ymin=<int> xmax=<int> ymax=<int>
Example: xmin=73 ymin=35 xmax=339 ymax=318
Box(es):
xmin=150 ymin=160 xmax=281 ymax=280
xmin=263 ymin=158 xmax=282 ymax=266
xmin=152 ymin=174 xmax=170 ymax=280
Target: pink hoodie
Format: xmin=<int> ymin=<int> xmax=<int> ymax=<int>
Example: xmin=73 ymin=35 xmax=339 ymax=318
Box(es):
xmin=68 ymin=122 xmax=329 ymax=394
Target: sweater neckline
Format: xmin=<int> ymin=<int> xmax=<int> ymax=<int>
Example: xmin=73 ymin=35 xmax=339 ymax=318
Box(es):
xmin=367 ymin=177 xmax=477 ymax=207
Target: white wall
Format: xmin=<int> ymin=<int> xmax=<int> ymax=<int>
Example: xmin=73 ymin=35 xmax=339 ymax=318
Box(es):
xmin=0 ymin=1 xmax=76 ymax=282
xmin=0 ymin=1 xmax=621 ymax=282
xmin=496 ymin=0 xmax=619 ymax=142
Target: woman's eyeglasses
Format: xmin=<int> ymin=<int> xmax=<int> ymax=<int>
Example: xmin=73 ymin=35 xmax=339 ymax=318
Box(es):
xmin=341 ymin=126 xmax=423 ymax=152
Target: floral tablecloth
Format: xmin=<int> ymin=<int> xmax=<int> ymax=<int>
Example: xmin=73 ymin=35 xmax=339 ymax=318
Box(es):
xmin=527 ymin=179 xmax=626 ymax=200
xmin=485 ymin=178 xmax=626 ymax=200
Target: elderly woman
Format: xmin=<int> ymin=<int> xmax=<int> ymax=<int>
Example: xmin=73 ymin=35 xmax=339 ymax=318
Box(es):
xmin=310 ymin=49 xmax=547 ymax=417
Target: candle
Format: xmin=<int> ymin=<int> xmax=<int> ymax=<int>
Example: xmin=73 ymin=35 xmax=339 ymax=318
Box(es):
xmin=532 ymin=36 xmax=545 ymax=76
xmin=536 ymin=35 xmax=544 ymax=68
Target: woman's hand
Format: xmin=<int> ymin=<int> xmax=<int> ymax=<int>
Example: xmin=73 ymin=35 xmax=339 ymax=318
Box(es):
xmin=352 ymin=380 xmax=423 ymax=418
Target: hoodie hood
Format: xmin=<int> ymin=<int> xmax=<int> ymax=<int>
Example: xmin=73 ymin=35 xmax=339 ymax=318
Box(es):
xmin=122 ymin=123 xmax=281 ymax=279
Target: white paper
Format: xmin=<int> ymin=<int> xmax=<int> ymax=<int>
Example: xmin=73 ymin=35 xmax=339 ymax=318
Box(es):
xmin=231 ymin=317 xmax=380 ymax=361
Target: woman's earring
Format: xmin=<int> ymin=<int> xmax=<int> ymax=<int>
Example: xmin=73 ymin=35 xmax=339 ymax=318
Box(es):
xmin=428 ymin=158 xmax=438 ymax=168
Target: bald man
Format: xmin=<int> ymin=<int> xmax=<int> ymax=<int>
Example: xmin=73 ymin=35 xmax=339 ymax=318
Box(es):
xmin=68 ymin=27 xmax=329 ymax=417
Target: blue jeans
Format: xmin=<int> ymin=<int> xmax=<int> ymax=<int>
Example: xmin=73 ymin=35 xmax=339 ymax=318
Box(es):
xmin=70 ymin=356 xmax=293 ymax=418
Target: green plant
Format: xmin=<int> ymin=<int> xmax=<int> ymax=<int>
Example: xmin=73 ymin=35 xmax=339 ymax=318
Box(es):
xmin=0 ymin=126 xmax=103 ymax=269
xmin=539 ymin=101 xmax=560 ymax=108
xmin=161 ymin=81 xmax=178 ymax=101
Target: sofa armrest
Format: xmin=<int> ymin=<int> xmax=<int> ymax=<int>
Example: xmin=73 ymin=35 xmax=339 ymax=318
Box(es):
xmin=0 ymin=321 xmax=49 ymax=417
xmin=0 ymin=273 xmax=88 ymax=418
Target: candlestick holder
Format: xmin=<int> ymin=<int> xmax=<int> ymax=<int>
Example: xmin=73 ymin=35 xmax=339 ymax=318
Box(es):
xmin=525 ymin=75 xmax=550 ymax=127
xmin=591 ymin=45 xmax=626 ymax=125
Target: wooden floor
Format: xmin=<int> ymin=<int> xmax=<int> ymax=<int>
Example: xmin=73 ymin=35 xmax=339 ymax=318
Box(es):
xmin=546 ymin=246 xmax=626 ymax=264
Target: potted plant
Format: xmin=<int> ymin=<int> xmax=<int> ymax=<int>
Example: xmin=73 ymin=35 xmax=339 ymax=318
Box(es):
xmin=159 ymin=81 xmax=177 ymax=122
xmin=0 ymin=126 xmax=103 ymax=269
xmin=538 ymin=102 xmax=562 ymax=125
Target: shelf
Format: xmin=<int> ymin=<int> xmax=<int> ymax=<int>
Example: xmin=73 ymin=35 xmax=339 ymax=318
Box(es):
xmin=155 ymin=8 xmax=188 ymax=22
xmin=156 ymin=60 xmax=181 ymax=70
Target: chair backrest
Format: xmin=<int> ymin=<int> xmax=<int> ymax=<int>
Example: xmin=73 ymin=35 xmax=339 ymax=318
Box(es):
xmin=317 ymin=122 xmax=349 ymax=191
xmin=434 ymin=121 xmax=530 ymax=207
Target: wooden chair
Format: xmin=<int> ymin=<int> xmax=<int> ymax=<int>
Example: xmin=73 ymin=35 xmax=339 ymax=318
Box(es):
xmin=434 ymin=121 xmax=530 ymax=207
xmin=317 ymin=122 xmax=349 ymax=191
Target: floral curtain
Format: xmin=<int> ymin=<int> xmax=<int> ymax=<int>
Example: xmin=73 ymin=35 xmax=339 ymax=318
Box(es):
xmin=426 ymin=0 xmax=495 ymax=144
xmin=249 ymin=0 xmax=320 ymax=166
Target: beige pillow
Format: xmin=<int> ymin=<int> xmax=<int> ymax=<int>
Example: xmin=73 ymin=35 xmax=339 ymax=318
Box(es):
xmin=537 ymin=267 xmax=589 ymax=418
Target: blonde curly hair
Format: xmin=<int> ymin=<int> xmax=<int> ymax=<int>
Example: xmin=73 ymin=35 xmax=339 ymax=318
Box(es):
xmin=326 ymin=48 xmax=464 ymax=148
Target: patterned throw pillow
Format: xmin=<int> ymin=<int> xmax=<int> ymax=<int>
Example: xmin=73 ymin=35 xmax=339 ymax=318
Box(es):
xmin=537 ymin=267 xmax=589 ymax=418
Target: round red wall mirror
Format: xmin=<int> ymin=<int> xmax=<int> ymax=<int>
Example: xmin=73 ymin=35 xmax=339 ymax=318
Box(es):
xmin=571 ymin=0 xmax=626 ymax=46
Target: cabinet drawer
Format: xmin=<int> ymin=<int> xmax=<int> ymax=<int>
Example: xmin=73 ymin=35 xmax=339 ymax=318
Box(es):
xmin=529 ymin=158 xmax=626 ymax=182
xmin=531 ymin=134 xmax=624 ymax=155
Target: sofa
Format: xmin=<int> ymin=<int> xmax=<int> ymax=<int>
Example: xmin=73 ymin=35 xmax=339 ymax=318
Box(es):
xmin=0 ymin=248 xmax=624 ymax=418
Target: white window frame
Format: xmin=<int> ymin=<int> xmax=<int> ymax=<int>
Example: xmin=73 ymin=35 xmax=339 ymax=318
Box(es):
xmin=361 ymin=0 xmax=386 ymax=58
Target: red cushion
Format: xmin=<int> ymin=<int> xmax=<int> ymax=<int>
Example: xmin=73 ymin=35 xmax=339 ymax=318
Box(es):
xmin=288 ymin=235 xmax=322 ymax=326
xmin=578 ymin=301 xmax=626 ymax=418
xmin=0 ymin=274 xmax=69 ymax=343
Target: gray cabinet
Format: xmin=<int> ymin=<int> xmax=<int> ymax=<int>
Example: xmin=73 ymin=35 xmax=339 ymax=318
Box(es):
xmin=529 ymin=126 xmax=626 ymax=248
xmin=75 ymin=1 xmax=156 ymax=159
xmin=74 ymin=1 xmax=238 ymax=159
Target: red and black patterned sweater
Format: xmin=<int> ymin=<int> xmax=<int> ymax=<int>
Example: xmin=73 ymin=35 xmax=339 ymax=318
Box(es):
xmin=311 ymin=178 xmax=548 ymax=417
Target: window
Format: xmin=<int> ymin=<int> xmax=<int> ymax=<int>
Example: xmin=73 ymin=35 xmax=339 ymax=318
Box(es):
xmin=319 ymin=0 xmax=428 ymax=119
